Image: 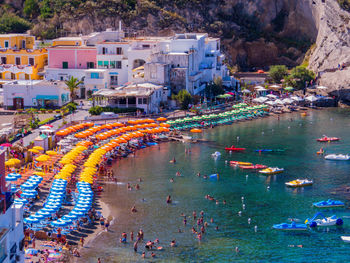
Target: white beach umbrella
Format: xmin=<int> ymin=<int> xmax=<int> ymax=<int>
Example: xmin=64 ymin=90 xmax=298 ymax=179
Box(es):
xmin=266 ymin=100 xmax=276 ymax=106
xmin=275 ymin=99 xmax=285 ymax=105
xmin=256 ymin=87 xmax=267 ymax=91
xmin=242 ymin=89 xmax=251 ymax=94
xmin=253 ymin=98 xmax=261 ymax=103
xmin=317 ymin=86 xmax=328 ymax=90
xmin=267 ymin=94 xmax=277 ymax=99
xmin=270 ymin=84 xmax=281 ymax=88
xmin=291 ymin=96 xmax=303 ymax=102
xmin=254 ymin=85 xmax=265 ymax=90
xmin=282 ymin=98 xmax=293 ymax=104
xmin=259 ymin=97 xmax=269 ymax=102
xmin=306 ymin=95 xmax=318 ymax=102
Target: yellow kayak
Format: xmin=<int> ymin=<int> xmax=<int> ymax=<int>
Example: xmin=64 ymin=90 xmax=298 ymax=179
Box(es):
xmin=259 ymin=167 xmax=284 ymax=175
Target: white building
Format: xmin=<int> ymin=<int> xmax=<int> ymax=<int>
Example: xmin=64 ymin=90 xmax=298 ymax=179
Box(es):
xmin=0 ymin=150 xmax=25 ymax=263
xmin=3 ymin=80 xmax=70 ymax=109
xmin=45 ymin=28 xmax=228 ymax=97
xmin=93 ymin=83 xmax=168 ymax=114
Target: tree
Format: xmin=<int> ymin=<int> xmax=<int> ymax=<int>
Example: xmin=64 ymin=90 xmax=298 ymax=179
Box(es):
xmin=172 ymin=89 xmax=192 ymax=110
xmin=285 ymin=66 xmax=315 ymax=90
xmin=0 ymin=14 xmax=31 ymax=34
xmin=205 ymin=77 xmax=225 ymax=98
xmin=65 ymin=76 xmax=83 ymax=103
xmin=269 ymin=65 xmax=288 ymax=84
xmin=23 ymin=0 xmax=40 ymax=19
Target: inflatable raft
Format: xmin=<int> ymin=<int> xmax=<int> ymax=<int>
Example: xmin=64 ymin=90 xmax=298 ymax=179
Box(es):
xmin=317 ymin=136 xmax=340 ymax=142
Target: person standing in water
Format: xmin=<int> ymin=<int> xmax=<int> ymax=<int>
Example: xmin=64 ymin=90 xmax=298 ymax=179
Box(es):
xmin=166 ymin=195 xmax=172 ymax=204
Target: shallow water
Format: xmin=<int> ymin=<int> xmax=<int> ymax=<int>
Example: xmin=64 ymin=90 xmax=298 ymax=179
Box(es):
xmin=80 ymin=109 xmax=350 ymax=262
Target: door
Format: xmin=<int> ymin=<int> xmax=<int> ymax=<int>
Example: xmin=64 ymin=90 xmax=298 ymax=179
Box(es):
xmin=15 ymin=57 xmax=21 ymax=65
xmin=13 ymin=98 xmax=23 ymax=110
xmin=22 ymin=40 xmax=26 ymax=49
xmin=29 ymin=58 xmax=34 ymax=66
xmin=80 ymin=87 xmax=86 ymax=99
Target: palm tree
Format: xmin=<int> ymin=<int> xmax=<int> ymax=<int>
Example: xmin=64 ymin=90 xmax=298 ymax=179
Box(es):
xmin=65 ymin=76 xmax=83 ymax=103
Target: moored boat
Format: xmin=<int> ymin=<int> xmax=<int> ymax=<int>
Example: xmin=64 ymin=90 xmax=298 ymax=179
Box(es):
xmin=317 ymin=136 xmax=340 ymax=142
xmin=312 ymin=199 xmax=345 ymax=208
xmin=230 ymin=161 xmax=252 ymax=166
xmin=225 ymin=145 xmax=246 ymax=151
xmin=324 ymin=154 xmax=350 ymax=161
xmin=239 ymin=164 xmax=267 ymax=170
xmin=259 ymin=167 xmax=284 ymax=175
xmin=272 ymin=222 xmax=308 ymax=231
xmin=285 ymin=179 xmax=313 ymax=187
xmin=305 ymin=213 xmax=343 ymax=227
xmin=341 ymin=236 xmax=350 ymax=243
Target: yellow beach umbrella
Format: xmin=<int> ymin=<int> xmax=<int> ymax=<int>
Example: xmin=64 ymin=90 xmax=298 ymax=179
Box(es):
xmin=33 ymin=146 xmax=44 ymax=151
xmin=28 ymin=149 xmax=40 ymax=154
xmin=46 ymin=151 xmax=58 ymax=156
xmin=33 ymin=171 xmax=46 ymax=177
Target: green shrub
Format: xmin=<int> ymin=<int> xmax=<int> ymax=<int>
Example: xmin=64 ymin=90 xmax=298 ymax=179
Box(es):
xmin=0 ymin=13 xmax=31 ymax=34
xmin=38 ymin=117 xmax=54 ymax=126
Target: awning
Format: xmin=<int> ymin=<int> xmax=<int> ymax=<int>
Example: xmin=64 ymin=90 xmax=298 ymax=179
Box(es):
xmin=109 ymin=72 xmax=119 ymax=75
xmin=36 ymin=95 xmax=59 ymax=100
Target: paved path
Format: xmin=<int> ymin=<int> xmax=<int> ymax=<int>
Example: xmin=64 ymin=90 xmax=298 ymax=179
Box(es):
xmin=23 ymin=108 xmax=90 ymax=146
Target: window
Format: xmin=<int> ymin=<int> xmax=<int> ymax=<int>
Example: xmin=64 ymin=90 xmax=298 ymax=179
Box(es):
xmin=143 ymin=98 xmax=147 ymax=104
xmin=87 ymin=62 xmax=94 ymax=69
xmin=142 ymin=44 xmax=150 ymax=48
xmin=1 ymin=57 xmax=6 ymax=64
xmin=102 ymin=47 xmax=107 ymax=54
xmin=110 ymin=61 xmax=116 ymax=68
xmin=110 ymin=76 xmax=118 ymax=85
xmin=29 ymin=57 xmax=34 ymax=66
xmin=91 ymin=72 xmax=99 ymax=79
xmin=116 ymin=61 xmax=122 ymax=69
xmin=138 ymin=98 xmax=142 ymax=104
xmin=60 ymin=76 xmax=64 ymax=81
xmin=62 ymin=62 xmax=68 ymax=69
xmin=103 ymin=61 xmax=109 ymax=68
xmin=15 ymin=57 xmax=21 ymax=65
xmin=116 ymin=47 xmax=122 ymax=55
xmin=22 ymin=40 xmax=26 ymax=49
xmin=97 ymin=61 xmax=103 ymax=68
xmin=4 ymin=41 xmax=8 ymax=48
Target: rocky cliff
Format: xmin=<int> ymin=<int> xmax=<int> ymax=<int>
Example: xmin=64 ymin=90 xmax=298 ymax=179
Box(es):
xmin=1 ymin=0 xmax=349 ymax=92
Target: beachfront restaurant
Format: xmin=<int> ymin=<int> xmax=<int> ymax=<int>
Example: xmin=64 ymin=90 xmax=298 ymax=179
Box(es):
xmin=93 ymin=83 xmax=169 ymax=114
xmin=3 ymin=80 xmax=70 ymax=109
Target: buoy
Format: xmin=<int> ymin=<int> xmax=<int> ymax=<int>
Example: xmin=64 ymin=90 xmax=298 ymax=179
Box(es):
xmin=254 ymin=225 xmax=258 ymax=232
xmin=242 ymin=204 xmax=246 ymax=210
xmin=238 ymin=211 xmax=242 ymax=216
xmin=237 ymin=136 xmax=240 ymax=141
xmin=248 ymin=218 xmax=251 ymax=224
xmin=225 ymin=160 xmax=228 ymax=164
xmin=241 ymin=196 xmax=244 ymax=202
xmin=267 ymin=186 xmax=270 ymax=190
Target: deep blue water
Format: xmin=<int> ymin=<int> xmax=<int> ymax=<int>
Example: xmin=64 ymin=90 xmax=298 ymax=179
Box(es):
xmin=81 ymin=109 xmax=350 ymax=262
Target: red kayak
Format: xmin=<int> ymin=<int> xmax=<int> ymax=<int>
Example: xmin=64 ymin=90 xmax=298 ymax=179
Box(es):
xmin=317 ymin=136 xmax=340 ymax=142
xmin=225 ymin=145 xmax=246 ymax=151
xmin=239 ymin=164 xmax=267 ymax=170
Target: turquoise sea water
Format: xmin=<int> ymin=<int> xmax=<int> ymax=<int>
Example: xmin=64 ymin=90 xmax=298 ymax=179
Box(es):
xmin=80 ymin=109 xmax=350 ymax=262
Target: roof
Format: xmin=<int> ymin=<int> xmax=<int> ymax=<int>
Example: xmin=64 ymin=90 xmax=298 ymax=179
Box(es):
xmin=94 ymin=83 xmax=163 ymax=98
xmin=53 ymin=37 xmax=83 ymax=41
xmin=48 ymin=46 xmax=96 ymax=50
xmin=0 ymin=34 xmax=30 ymax=38
xmin=3 ymin=80 xmax=67 ymax=88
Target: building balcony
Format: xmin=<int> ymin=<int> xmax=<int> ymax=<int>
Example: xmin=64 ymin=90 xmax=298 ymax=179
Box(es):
xmin=0 ymin=65 xmax=34 ymax=74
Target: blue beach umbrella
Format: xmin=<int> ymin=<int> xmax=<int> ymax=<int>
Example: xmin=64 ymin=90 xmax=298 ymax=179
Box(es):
xmin=51 ymin=220 xmax=68 ymax=227
xmin=75 ymin=203 xmax=90 ymax=208
xmin=24 ymin=217 xmax=40 ymax=224
xmin=21 ymin=183 xmax=36 ymax=190
xmin=70 ymin=210 xmax=84 ymax=216
xmin=73 ymin=207 xmax=88 ymax=212
xmin=21 ymin=192 xmax=36 ymax=199
xmin=5 ymin=176 xmax=17 ymax=182
xmin=32 ymin=214 xmax=45 ymax=219
xmin=23 ymin=189 xmax=37 ymax=195
xmin=37 ymin=210 xmax=51 ymax=217
xmin=60 ymin=218 xmax=73 ymax=224
xmin=8 ymin=173 xmax=21 ymax=178
xmin=14 ymin=198 xmax=28 ymax=204
xmin=76 ymin=200 xmax=91 ymax=205
xmin=41 ymin=207 xmax=56 ymax=213
xmin=62 ymin=214 xmax=78 ymax=220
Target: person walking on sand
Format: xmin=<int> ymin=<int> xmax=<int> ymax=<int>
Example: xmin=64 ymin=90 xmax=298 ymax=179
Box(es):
xmin=130 ymin=231 xmax=134 ymax=241
xmin=133 ymin=241 xmax=138 ymax=252
xmin=131 ymin=206 xmax=137 ymax=213
xmin=166 ymin=195 xmax=172 ymax=204
xmin=80 ymin=237 xmax=84 ymax=247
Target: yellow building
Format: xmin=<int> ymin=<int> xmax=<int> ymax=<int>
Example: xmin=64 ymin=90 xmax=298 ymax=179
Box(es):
xmin=0 ymin=34 xmax=47 ymax=81
xmin=52 ymin=37 xmax=83 ymax=47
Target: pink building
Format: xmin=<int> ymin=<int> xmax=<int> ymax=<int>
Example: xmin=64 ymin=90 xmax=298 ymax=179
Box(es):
xmin=48 ymin=46 xmax=96 ymax=70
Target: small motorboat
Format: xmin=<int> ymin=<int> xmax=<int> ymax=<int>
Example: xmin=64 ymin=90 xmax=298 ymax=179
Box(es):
xmin=285 ymin=179 xmax=313 ymax=187
xmin=324 ymin=154 xmax=350 ymax=161
xmin=317 ymin=136 xmax=340 ymax=142
xmin=239 ymin=164 xmax=267 ymax=170
xmin=212 ymin=151 xmax=221 ymax=158
xmin=313 ymin=199 xmax=345 ymax=208
xmin=146 ymin=142 xmax=158 ymax=146
xmin=305 ymin=212 xmax=343 ymax=227
xmin=259 ymin=167 xmax=284 ymax=175
xmin=341 ymin=236 xmax=350 ymax=243
xmin=225 ymin=145 xmax=246 ymax=151
xmin=272 ymin=222 xmax=308 ymax=231
xmin=230 ymin=161 xmax=252 ymax=166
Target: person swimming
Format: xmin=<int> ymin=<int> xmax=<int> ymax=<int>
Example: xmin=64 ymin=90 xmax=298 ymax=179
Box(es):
xmin=170 ymin=157 xmax=176 ymax=163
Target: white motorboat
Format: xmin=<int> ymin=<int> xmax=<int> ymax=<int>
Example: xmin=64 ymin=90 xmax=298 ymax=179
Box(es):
xmin=211 ymin=151 xmax=221 ymax=158
xmin=324 ymin=154 xmax=350 ymax=161
xmin=341 ymin=236 xmax=350 ymax=243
